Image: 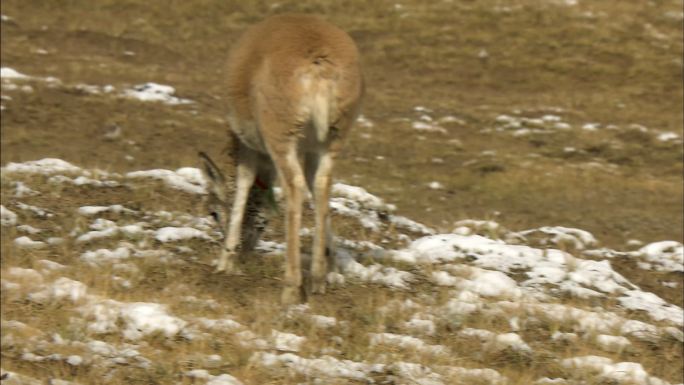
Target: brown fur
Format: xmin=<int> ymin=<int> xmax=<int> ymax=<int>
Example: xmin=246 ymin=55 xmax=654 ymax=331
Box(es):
xmin=200 ymin=14 xmax=364 ymax=304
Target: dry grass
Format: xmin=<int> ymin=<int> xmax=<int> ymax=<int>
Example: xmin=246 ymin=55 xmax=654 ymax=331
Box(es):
xmin=2 ymin=0 xmax=683 ymax=384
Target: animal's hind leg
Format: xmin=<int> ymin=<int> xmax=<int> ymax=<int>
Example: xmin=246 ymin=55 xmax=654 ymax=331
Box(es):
xmin=306 ymin=151 xmax=335 ymax=294
xmin=217 ymin=142 xmax=257 ymax=273
xmin=267 ymin=139 xmax=306 ymax=305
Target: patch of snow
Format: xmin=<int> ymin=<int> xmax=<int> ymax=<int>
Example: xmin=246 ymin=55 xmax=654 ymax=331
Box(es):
xmin=638 ymin=241 xmax=683 ymax=272
xmin=342 ymin=260 xmax=413 ymax=289
xmin=15 ymin=202 xmax=52 ymax=218
xmin=13 ymin=236 xmax=46 ymax=249
xmin=387 ymin=362 xmax=444 ymax=385
xmin=370 ymin=332 xmax=448 ymax=357
xmin=66 ymin=355 xmax=83 ymax=366
xmin=1 ymin=205 xmax=18 ymax=226
xmin=412 ymin=121 xmax=447 ymax=133
xmin=119 ymin=302 xmax=187 ymax=340
xmin=194 ymin=317 xmax=243 ymax=333
xmin=515 ymin=226 xmax=597 ymax=249
xmin=234 ymin=330 xmax=269 ymax=349
xmin=618 ymin=290 xmax=683 ymax=326
xmin=126 ymin=167 xmax=206 ymax=194
xmin=13 ymin=181 xmax=40 ymax=197
xmin=29 ymin=277 xmax=87 ymax=303
xmin=186 ymin=370 xmax=244 ymax=385
xmin=442 ymin=265 xmax=523 ymax=299
xmin=155 ymin=227 xmax=211 ymax=242
xmin=388 ymin=215 xmax=434 ymax=235
xmin=2 ymin=158 xmax=84 ymax=175
xmin=48 ymin=174 xmax=120 ymax=187
xmin=5 ymin=267 xmax=44 ymax=284
xmin=560 ymin=356 xmax=670 ymax=385
xmin=80 ymin=247 xmax=131 ymax=265
xmin=310 ymin=314 xmax=337 ymax=328
xmin=254 ymin=352 xmax=384 ymax=382
xmin=551 ymin=331 xmax=578 ymax=343
xmin=534 ymin=378 xmax=569 ymax=385
xmin=77 ymin=205 xmax=136 ymax=216
xmin=657 ymin=131 xmax=680 ymax=142
xmin=1 ymin=67 xmax=29 ymax=79
xmin=459 ymin=328 xmax=532 ymax=353
xmin=0 ymin=370 xmax=45 ymax=385
xmin=356 ymin=114 xmax=374 ymax=128
xmin=594 ymin=334 xmax=631 ymax=352
xmin=332 ymin=183 xmax=395 ymax=212
xmin=17 ymin=224 xmax=41 ymax=234
xmin=452 ymin=219 xmax=501 ymax=235
xmin=393 ymin=234 xmax=636 ymax=299
xmin=428 ymin=181 xmax=444 ymax=190
xmin=35 ymin=259 xmax=67 ymax=272
xmin=271 ymin=330 xmax=306 ymax=352
xmin=405 ymin=320 xmax=437 ymax=339
xmin=441 ymin=366 xmax=507 ymax=384
xmin=122 ymin=83 xmax=193 ymax=105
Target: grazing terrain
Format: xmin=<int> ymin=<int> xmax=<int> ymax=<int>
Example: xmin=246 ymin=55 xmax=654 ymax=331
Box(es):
xmin=1 ymin=1 xmax=682 ymax=384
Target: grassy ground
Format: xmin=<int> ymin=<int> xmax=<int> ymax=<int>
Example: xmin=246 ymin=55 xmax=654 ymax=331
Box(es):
xmin=1 ymin=0 xmax=683 ymax=384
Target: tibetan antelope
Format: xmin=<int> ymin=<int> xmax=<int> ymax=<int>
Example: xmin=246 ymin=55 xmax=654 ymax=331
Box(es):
xmin=200 ymin=14 xmax=364 ymax=304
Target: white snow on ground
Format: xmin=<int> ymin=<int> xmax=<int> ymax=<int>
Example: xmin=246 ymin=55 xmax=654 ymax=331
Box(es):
xmin=403 ymin=316 xmax=436 ymax=336
xmin=412 ymin=120 xmax=447 ymax=133
xmin=186 ymin=370 xmax=244 ymax=385
xmin=390 ymin=233 xmax=658 ymax=303
xmin=255 ymin=352 xmax=383 ymax=382
xmin=369 ymin=332 xmax=449 ymax=357
xmin=2 ymin=67 xmax=197 ymax=109
xmin=595 ymin=334 xmax=631 ymax=352
xmin=638 ymin=241 xmax=684 ymax=272
xmin=80 ymin=247 xmax=132 ymax=265
xmin=2 ymin=158 xmax=84 ymax=175
xmin=271 ymin=330 xmax=306 ymax=352
xmin=15 ymin=202 xmax=52 ymax=218
xmin=155 ymin=226 xmax=212 ymax=242
xmin=12 ymin=181 xmax=40 ymax=197
xmin=438 ymin=268 xmax=525 ymax=301
xmin=618 ymin=290 xmax=683 ymax=326
xmin=1 ymin=205 xmax=18 ymax=226
xmin=561 ymin=356 xmax=672 ymax=385
xmin=1 ymin=158 xmax=682 ymax=385
xmin=119 ymin=302 xmax=188 ymax=340
xmin=458 ymin=328 xmax=532 ymax=353
xmin=515 ymin=226 xmax=597 ymax=249
xmin=0 ymin=67 xmax=60 ymax=85
xmin=584 ymin=240 xmax=684 ymax=273
xmin=1 ymin=67 xmax=29 ymax=79
xmin=17 ymin=224 xmax=41 ymax=234
xmin=126 ymin=168 xmax=206 ymax=194
xmin=122 ymin=82 xmax=193 ymax=105
xmin=29 ymin=277 xmax=88 ymax=303
xmin=49 ymin=174 xmax=120 ymax=187
xmin=332 ymin=183 xmax=395 ymax=212
xmin=76 ymin=222 xmax=146 ymax=243
xmin=77 ymin=204 xmax=136 ymax=216
xmin=330 ymin=182 xmax=434 ymax=235
xmin=342 ymin=259 xmax=413 ymax=289
xmin=13 ymin=236 xmax=46 ymax=249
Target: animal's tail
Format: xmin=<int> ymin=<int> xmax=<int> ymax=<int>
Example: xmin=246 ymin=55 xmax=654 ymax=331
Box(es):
xmin=311 ymin=87 xmax=331 ymax=142
xmin=308 ymin=56 xmax=338 ymax=142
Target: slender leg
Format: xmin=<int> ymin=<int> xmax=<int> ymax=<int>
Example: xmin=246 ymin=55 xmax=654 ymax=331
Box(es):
xmin=217 ymin=144 xmax=257 ymax=273
xmin=241 ymin=159 xmax=274 ymax=253
xmin=307 ymin=151 xmax=335 ymax=294
xmin=270 ymin=142 xmax=307 ymax=304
